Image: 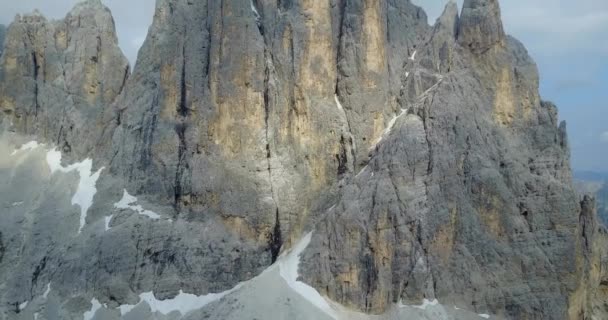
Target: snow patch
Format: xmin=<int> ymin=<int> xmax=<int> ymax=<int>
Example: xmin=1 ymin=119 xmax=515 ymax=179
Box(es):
xmin=11 ymin=202 xmax=23 ymax=207
xmin=83 ymin=298 xmax=103 ymax=320
xmin=119 ymin=289 xmax=239 ymax=317
xmin=250 ymin=0 xmax=260 ymax=19
xmin=278 ymin=232 xmax=338 ymax=319
xmin=43 ymin=283 xmax=51 ymax=299
xmin=11 ymin=141 xmax=42 ymax=156
xmin=19 ymin=301 xmax=28 ymax=311
xmin=413 ymin=299 xmax=439 ymax=310
xmin=409 ymin=50 xmax=417 ymax=61
xmin=46 ymin=149 xmax=104 ymax=233
xmin=114 ymin=189 xmax=161 ymax=220
xmin=356 ymin=165 xmax=369 ymax=178
xmin=104 ymin=215 xmax=113 ymax=231
xmin=479 ymin=314 xmax=490 ymax=319
xmin=334 ymin=94 xmax=344 ymax=111
xmin=34 ymin=313 xmax=39 ymax=320
xmin=385 ymin=109 xmax=408 ymax=135
xmin=372 ymin=108 xmax=408 ymax=148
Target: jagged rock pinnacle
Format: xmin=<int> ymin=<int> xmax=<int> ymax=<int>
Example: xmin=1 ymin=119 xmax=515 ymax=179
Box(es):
xmin=434 ymin=0 xmax=460 ymax=38
xmin=458 ymin=0 xmax=505 ymax=53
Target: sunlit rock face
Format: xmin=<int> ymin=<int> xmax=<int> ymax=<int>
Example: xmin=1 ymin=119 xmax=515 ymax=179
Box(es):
xmin=0 ymin=0 xmax=606 ymax=319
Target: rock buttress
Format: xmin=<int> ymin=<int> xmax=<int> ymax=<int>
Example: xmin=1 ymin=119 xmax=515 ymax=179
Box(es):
xmin=0 ymin=0 xmax=130 ymax=157
xmin=301 ymin=2 xmax=592 ymax=319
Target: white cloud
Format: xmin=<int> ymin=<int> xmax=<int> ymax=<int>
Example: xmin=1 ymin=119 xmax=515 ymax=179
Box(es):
xmin=600 ymin=131 xmax=608 ymax=142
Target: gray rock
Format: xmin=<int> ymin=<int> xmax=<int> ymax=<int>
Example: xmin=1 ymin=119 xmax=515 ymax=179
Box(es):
xmin=301 ymin=2 xmax=597 ymax=319
xmin=0 ymin=0 xmax=607 ymax=320
xmin=98 ymin=0 xmax=431 ymax=287
xmin=0 ymin=0 xmax=130 ymax=159
xmin=458 ymin=0 xmax=505 ymax=54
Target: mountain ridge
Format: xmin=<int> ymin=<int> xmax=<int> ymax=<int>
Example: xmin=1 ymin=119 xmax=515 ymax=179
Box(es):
xmin=0 ymin=0 xmax=606 ymax=319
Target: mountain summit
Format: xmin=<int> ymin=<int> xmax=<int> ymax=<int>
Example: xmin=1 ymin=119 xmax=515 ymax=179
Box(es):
xmin=0 ymin=1 xmax=606 ymax=319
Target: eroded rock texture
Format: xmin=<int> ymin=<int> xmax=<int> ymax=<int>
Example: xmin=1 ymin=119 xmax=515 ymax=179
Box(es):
xmin=0 ymin=0 xmax=606 ymax=319
xmin=0 ymin=0 xmax=129 ymax=157
xmin=301 ymin=2 xmax=605 ymax=320
xmin=99 ymin=0 xmax=431 ymax=257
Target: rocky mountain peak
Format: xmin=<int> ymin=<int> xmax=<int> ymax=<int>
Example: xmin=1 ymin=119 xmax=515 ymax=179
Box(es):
xmin=19 ymin=9 xmax=47 ymax=24
xmin=0 ymin=0 xmax=129 ymax=157
xmin=430 ymin=0 xmax=460 ymax=50
xmin=435 ymin=1 xmax=459 ymax=36
xmin=458 ymin=0 xmax=505 ymax=53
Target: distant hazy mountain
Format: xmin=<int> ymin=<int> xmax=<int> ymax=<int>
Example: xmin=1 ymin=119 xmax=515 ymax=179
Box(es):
xmin=598 ymin=184 xmax=608 ymax=225
xmin=0 ymin=24 xmax=5 ymax=56
xmin=574 ymin=171 xmax=608 ymax=225
xmin=574 ymin=170 xmax=608 ymax=182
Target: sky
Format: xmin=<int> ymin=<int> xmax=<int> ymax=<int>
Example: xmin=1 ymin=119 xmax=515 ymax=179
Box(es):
xmin=0 ymin=0 xmax=606 ymax=172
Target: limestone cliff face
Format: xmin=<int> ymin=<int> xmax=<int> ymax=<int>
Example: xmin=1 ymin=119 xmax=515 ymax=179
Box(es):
xmin=0 ymin=0 xmax=129 ymax=157
xmin=569 ymin=195 xmax=608 ymax=320
xmin=99 ymin=0 xmax=430 ymax=255
xmin=0 ymin=0 xmax=606 ymax=319
xmin=300 ymin=2 xmax=597 ymax=319
xmin=458 ymin=0 xmax=505 ymax=54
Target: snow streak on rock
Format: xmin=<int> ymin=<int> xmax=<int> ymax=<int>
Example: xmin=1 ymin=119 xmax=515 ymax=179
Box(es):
xmin=413 ymin=299 xmax=439 ymax=310
xmin=119 ymin=289 xmax=241 ymax=317
xmin=114 ymin=189 xmax=161 ymax=220
xmin=46 ymin=148 xmax=104 ymax=234
xmin=10 ymin=141 xmax=42 ymax=155
xmin=104 ymin=215 xmax=113 ymax=231
xmin=43 ymin=283 xmax=51 ymax=299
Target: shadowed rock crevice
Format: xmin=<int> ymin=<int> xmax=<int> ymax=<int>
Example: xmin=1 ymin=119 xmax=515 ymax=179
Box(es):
xmin=30 ymin=52 xmax=39 ymax=116
xmin=174 ymin=44 xmax=189 ymax=208
xmin=269 ymin=208 xmax=282 ymax=263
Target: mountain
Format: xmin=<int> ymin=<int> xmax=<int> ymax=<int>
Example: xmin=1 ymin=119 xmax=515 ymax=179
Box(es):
xmin=0 ymin=0 xmax=606 ymax=319
xmin=574 ymin=171 xmax=608 ymax=226
xmin=574 ymin=170 xmax=608 ymax=183
xmin=0 ymin=24 xmax=5 ymax=56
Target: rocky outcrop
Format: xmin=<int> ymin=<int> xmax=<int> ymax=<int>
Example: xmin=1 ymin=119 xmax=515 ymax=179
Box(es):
xmin=99 ymin=0 xmax=430 ymax=257
xmin=0 ymin=0 xmax=129 ymax=157
xmin=0 ymin=0 xmax=433 ymax=315
xmin=568 ymin=195 xmax=608 ymax=320
xmin=0 ymin=0 xmax=606 ymax=319
xmin=458 ymin=0 xmax=505 ymax=54
xmin=301 ymin=2 xmax=594 ymax=319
